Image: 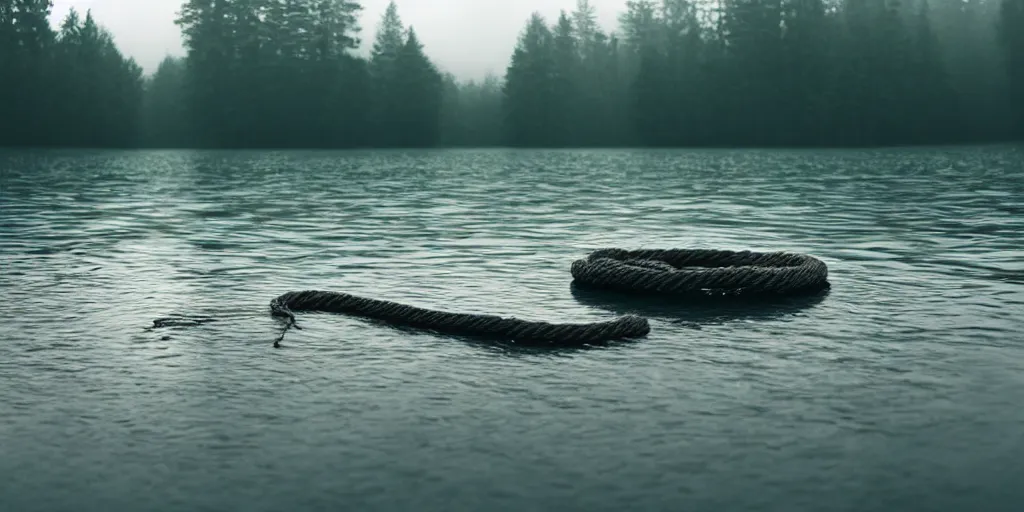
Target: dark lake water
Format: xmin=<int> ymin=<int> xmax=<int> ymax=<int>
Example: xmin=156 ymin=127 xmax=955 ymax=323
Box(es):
xmin=1 ymin=147 xmax=1023 ymax=512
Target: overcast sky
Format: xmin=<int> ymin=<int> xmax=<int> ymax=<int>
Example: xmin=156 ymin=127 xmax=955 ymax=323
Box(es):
xmin=50 ymin=0 xmax=623 ymax=80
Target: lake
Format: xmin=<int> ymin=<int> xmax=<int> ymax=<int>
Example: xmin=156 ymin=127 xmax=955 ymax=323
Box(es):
xmin=1 ymin=147 xmax=1022 ymax=512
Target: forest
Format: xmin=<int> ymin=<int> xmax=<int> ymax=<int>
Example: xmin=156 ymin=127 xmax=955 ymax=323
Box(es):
xmin=1 ymin=0 xmax=1022 ymax=149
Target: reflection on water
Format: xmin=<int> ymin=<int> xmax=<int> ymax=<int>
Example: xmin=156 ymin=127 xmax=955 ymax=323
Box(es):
xmin=1 ymin=146 xmax=1023 ymax=512
xmin=568 ymin=281 xmax=832 ymax=325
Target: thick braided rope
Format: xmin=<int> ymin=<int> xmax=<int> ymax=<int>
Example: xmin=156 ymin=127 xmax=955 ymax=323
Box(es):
xmin=571 ymin=248 xmax=829 ymax=296
xmin=270 ymin=290 xmax=650 ymax=347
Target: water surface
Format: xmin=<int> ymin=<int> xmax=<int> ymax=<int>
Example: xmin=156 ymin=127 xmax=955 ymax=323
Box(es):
xmin=1 ymin=147 xmax=1023 ymax=511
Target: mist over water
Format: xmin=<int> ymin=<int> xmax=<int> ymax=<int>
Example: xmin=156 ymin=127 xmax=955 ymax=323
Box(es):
xmin=5 ymin=0 xmax=1023 ymax=150
xmin=1 ymin=147 xmax=1022 ymax=511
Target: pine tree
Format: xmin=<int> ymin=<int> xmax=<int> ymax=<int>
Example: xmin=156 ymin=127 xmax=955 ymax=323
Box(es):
xmin=394 ymin=28 xmax=443 ymax=146
xmin=934 ymin=0 xmax=1015 ymax=141
xmin=369 ymin=1 xmax=407 ymax=146
xmin=780 ymin=0 xmax=830 ymax=145
xmin=0 ymin=0 xmax=55 ymax=146
xmin=174 ymin=0 xmax=236 ymax=147
xmin=439 ymin=73 xmax=503 ymax=146
xmin=47 ymin=9 xmax=143 ymax=147
xmin=999 ymin=0 xmax=1024 ymax=139
xmin=618 ymin=0 xmax=659 ymax=50
xmin=551 ymin=11 xmax=580 ymax=146
xmin=571 ymin=0 xmax=630 ymax=145
xmin=659 ymin=0 xmax=707 ymax=145
xmin=573 ymin=0 xmax=600 ymax=62
xmin=619 ymin=0 xmax=668 ymax=145
xmin=310 ymin=0 xmax=363 ymax=59
xmin=720 ymin=0 xmax=786 ymax=145
xmin=907 ymin=0 xmax=962 ymax=144
xmin=630 ymin=44 xmax=662 ymax=145
xmin=503 ymin=13 xmax=556 ymax=146
xmin=141 ymin=56 xmax=191 ymax=147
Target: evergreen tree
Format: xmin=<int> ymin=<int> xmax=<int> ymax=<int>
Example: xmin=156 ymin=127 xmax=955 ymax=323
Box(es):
xmin=722 ymin=0 xmax=786 ymax=145
xmin=934 ymin=0 xmax=1014 ymax=141
xmin=1000 ymin=0 xmax=1024 ymax=139
xmin=174 ymin=0 xmax=236 ymax=147
xmin=631 ymin=41 xmax=673 ymax=146
xmin=572 ymin=0 xmax=632 ymax=145
xmin=68 ymin=11 xmax=143 ymax=146
xmin=393 ymin=28 xmax=443 ymax=147
xmin=550 ymin=11 xmax=580 ymax=146
xmin=439 ymin=73 xmax=463 ymax=145
xmin=0 ymin=0 xmax=55 ymax=146
xmin=502 ymin=13 xmax=557 ymax=146
xmin=173 ymin=0 xmax=368 ymax=148
xmin=779 ymin=0 xmax=830 ymax=145
xmin=366 ymin=3 xmax=443 ymax=147
xmin=439 ymin=73 xmax=503 ymax=147
xmin=618 ymin=0 xmax=659 ymax=50
xmin=620 ymin=0 xmax=670 ymax=145
xmin=141 ymin=56 xmax=191 ymax=147
xmin=658 ymin=0 xmax=707 ymax=145
xmin=573 ymin=0 xmax=600 ymax=55
xmin=1 ymin=3 xmax=143 ymax=148
xmin=907 ymin=0 xmax=962 ymax=144
xmin=369 ymin=1 xmax=407 ymax=146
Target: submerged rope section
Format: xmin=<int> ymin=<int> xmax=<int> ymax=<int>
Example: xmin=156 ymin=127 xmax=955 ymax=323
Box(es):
xmin=270 ymin=248 xmax=829 ymax=347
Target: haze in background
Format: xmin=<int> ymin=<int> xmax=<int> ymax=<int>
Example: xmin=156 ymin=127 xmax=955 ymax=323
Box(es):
xmin=8 ymin=0 xmax=1020 ymax=149
xmin=50 ymin=0 xmax=621 ymax=79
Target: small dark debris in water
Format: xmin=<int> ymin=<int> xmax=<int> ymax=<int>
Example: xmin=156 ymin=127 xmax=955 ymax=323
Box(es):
xmin=151 ymin=316 xmax=216 ymax=329
xmin=161 ymin=335 xmax=172 ymax=341
xmin=669 ymin=320 xmax=703 ymax=329
xmin=89 ymin=266 xmax=102 ymax=271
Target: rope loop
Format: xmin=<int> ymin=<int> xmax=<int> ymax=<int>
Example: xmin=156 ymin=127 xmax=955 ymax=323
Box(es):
xmin=571 ymin=248 xmax=830 ymax=296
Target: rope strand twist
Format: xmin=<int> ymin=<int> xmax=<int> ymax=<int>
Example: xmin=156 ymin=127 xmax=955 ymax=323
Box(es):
xmin=271 ymin=290 xmax=650 ymax=348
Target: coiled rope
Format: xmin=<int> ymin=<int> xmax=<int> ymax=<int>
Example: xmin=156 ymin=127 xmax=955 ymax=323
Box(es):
xmin=571 ymin=248 xmax=829 ymax=296
xmin=270 ymin=248 xmax=829 ymax=348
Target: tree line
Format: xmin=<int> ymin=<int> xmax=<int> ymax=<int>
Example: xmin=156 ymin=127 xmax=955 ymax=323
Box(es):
xmin=1 ymin=1 xmax=143 ymax=147
xmin=1 ymin=0 xmax=1022 ymax=149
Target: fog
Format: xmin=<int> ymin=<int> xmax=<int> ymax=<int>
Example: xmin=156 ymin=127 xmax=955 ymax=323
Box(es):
xmin=50 ymin=0 xmax=621 ymax=79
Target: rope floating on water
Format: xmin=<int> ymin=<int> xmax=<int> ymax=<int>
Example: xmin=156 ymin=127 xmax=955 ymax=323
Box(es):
xmin=150 ymin=315 xmax=216 ymax=329
xmin=269 ymin=248 xmax=829 ymax=348
xmin=571 ymin=248 xmax=830 ymax=297
xmin=270 ymin=290 xmax=651 ymax=348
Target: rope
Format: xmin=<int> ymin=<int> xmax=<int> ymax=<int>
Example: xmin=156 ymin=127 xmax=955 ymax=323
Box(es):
xmin=268 ymin=248 xmax=829 ymax=348
xmin=270 ymin=290 xmax=650 ymax=348
xmin=570 ymin=248 xmax=830 ymax=296
xmin=150 ymin=315 xmax=216 ymax=329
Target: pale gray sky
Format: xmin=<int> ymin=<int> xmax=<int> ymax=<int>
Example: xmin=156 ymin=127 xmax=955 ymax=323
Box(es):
xmin=50 ymin=0 xmax=623 ymax=80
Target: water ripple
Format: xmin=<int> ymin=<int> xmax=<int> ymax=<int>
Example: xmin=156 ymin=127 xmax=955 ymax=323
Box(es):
xmin=1 ymin=146 xmax=1023 ymax=512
